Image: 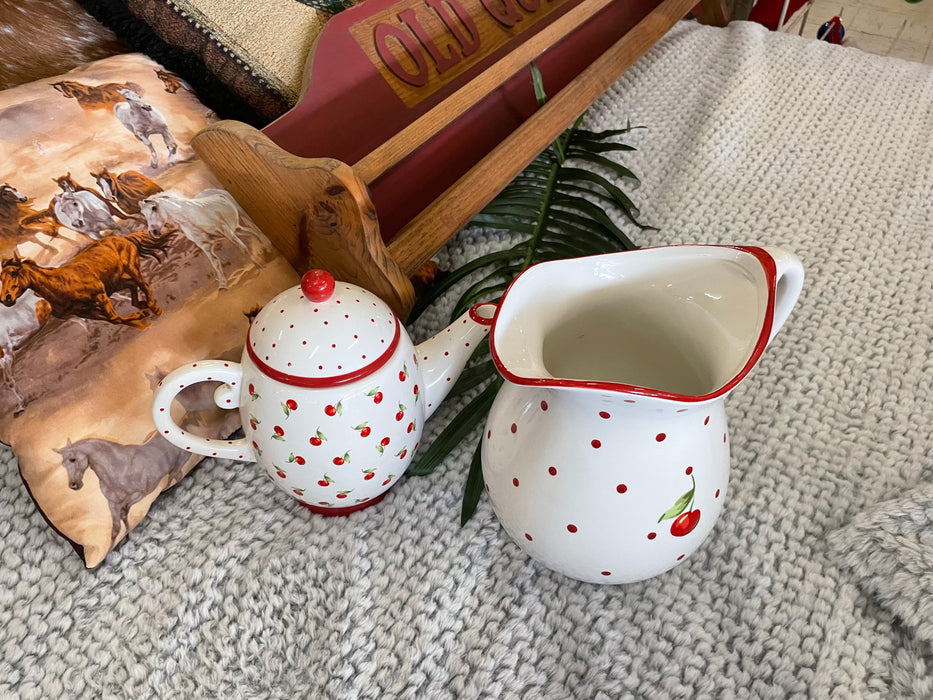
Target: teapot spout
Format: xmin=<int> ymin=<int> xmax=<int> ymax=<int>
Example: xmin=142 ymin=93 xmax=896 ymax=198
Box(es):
xmin=415 ymin=303 xmax=496 ymax=420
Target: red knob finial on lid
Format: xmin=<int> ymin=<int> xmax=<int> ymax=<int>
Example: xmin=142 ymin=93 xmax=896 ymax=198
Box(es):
xmin=301 ymin=269 xmax=335 ymax=303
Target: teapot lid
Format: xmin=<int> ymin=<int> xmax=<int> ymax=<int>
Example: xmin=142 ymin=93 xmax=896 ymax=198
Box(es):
xmin=246 ymin=270 xmax=400 ymax=387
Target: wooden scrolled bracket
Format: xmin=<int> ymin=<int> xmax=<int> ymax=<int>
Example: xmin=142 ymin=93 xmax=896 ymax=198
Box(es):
xmin=191 ymin=120 xmax=415 ymax=316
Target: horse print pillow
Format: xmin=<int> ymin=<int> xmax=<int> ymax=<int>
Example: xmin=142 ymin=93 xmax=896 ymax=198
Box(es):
xmin=0 ymin=53 xmax=298 ymax=567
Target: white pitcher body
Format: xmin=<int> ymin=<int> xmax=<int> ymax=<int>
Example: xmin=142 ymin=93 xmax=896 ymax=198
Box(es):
xmin=482 ymin=245 xmax=804 ymax=583
xmin=483 ymin=384 xmax=731 ymax=584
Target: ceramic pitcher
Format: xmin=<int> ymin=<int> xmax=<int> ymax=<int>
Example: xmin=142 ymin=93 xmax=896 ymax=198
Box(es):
xmin=481 ymin=246 xmax=804 ymax=583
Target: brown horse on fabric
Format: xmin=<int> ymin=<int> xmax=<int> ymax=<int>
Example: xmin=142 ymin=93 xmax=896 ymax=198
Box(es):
xmin=90 ymin=169 xmax=162 ymax=215
xmin=51 ymin=79 xmax=142 ymax=112
xmin=154 ymin=68 xmax=192 ymax=95
xmin=56 ymin=432 xmax=191 ymax=545
xmin=0 ymin=184 xmax=60 ymax=255
xmin=0 ymin=231 xmax=171 ymax=329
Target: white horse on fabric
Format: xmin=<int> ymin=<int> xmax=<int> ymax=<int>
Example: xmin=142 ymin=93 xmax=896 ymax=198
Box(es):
xmin=139 ymin=189 xmax=263 ymax=290
xmin=113 ymin=89 xmax=177 ymax=170
xmin=0 ymin=289 xmax=52 ymax=414
xmin=53 ymin=190 xmax=119 ymax=240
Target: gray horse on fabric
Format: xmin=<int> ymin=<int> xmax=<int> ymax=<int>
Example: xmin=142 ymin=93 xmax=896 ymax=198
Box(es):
xmin=55 ymin=432 xmax=190 ymax=545
xmin=113 ymin=89 xmax=177 ymax=170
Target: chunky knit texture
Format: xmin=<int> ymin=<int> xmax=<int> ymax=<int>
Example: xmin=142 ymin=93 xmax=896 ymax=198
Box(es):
xmin=2 ymin=20 xmax=932 ymax=698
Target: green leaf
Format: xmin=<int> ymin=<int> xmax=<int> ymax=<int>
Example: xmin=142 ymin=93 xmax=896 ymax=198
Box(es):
xmin=658 ymin=487 xmax=695 ymax=522
xmin=452 ymin=279 xmax=512 ymax=319
xmin=447 ymin=357 xmax=495 ymax=400
xmin=564 ymin=149 xmax=640 ymax=182
xmin=551 ymin=193 xmax=639 ymax=248
xmin=531 ymin=62 xmax=547 ymax=108
xmin=530 ymin=62 xmax=565 ymax=162
xmin=407 ymin=379 xmax=501 ymax=476
xmin=407 ymin=249 xmax=517 ymax=323
xmin=460 ymin=440 xmax=486 ymax=526
xmin=568 ymin=138 xmax=637 ymax=154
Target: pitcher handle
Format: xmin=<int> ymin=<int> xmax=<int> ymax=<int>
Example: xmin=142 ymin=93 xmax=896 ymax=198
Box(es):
xmin=151 ymin=360 xmax=256 ymax=462
xmin=764 ymin=247 xmax=805 ymax=344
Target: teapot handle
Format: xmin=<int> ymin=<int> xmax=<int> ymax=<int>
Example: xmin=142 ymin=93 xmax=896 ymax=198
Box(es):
xmin=764 ymin=247 xmax=805 ymax=344
xmin=151 ymin=360 xmax=256 ymax=462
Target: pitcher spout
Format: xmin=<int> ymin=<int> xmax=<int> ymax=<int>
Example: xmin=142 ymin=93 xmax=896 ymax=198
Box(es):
xmin=415 ymin=303 xmax=496 ymax=419
xmin=490 ymin=246 xmax=803 ymax=403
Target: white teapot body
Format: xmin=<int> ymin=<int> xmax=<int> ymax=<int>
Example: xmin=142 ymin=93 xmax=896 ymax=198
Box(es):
xmin=153 ymin=270 xmax=495 ymax=514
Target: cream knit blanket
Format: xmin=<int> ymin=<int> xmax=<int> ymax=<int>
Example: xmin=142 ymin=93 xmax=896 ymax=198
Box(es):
xmin=2 ymin=20 xmax=932 ymax=698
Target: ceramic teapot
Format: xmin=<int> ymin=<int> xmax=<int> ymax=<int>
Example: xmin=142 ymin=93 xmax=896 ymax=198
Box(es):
xmin=153 ymin=269 xmax=496 ymax=514
xmin=481 ymin=246 xmax=804 ymax=584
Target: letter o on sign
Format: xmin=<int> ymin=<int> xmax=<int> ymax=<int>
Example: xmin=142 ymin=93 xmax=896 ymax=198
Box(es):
xmin=374 ymin=24 xmax=429 ymax=87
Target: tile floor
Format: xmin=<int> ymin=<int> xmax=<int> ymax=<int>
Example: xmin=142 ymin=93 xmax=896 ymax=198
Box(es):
xmin=781 ymin=0 xmax=933 ymax=62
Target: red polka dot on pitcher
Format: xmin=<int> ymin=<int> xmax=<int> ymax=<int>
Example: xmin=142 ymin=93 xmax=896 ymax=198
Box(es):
xmin=567 ymin=524 xmax=578 ymax=533
xmin=512 ymin=478 xmax=519 ymax=487
xmin=591 ymin=439 xmax=601 ymax=448
xmin=601 ymin=571 xmax=611 ymax=577
xmin=599 ymin=411 xmax=610 ymax=419
xmin=548 ymin=466 xmax=557 ymax=476
xmin=656 ymin=433 xmax=666 ymax=442
xmin=715 ymin=489 xmax=721 ymax=498
xmin=510 ymin=423 xmax=517 ymax=434
xmin=616 ymin=483 xmax=627 ymax=494
xmin=704 ymin=416 xmax=710 ymax=425
xmin=540 ymin=401 xmax=548 ymax=411
xmin=525 ymin=533 xmax=533 ymax=541
xmin=647 ymin=532 xmax=657 ymax=540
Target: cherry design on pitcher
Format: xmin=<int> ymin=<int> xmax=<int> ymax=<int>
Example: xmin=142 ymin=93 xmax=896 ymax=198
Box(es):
xmin=658 ymin=466 xmax=701 ymax=537
xmin=281 ymin=398 xmax=298 ymax=416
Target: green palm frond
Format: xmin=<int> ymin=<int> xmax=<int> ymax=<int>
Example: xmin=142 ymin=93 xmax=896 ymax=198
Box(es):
xmin=406 ymin=65 xmax=654 ymax=524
